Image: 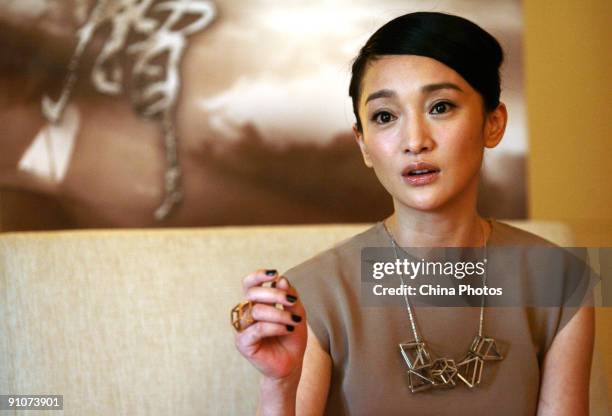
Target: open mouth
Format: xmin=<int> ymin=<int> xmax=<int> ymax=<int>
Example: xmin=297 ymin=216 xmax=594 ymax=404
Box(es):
xmin=402 ymin=162 xmax=440 ymax=186
xmin=406 ymin=168 xmax=439 ymax=176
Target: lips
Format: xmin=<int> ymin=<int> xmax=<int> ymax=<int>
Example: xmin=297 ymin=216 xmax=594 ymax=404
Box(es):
xmin=402 ymin=161 xmax=440 ymax=186
xmin=402 ymin=162 xmax=440 ymax=177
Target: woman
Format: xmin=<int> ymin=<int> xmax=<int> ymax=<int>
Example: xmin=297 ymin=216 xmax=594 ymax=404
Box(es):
xmin=232 ymin=12 xmax=594 ymax=415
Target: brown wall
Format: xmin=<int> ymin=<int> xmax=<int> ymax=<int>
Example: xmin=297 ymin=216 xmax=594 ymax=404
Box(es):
xmin=525 ymin=0 xmax=611 ymax=226
xmin=524 ymin=0 xmax=612 ymax=403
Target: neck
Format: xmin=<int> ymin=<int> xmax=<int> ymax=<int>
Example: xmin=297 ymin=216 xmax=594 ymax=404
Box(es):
xmin=386 ymin=181 xmax=490 ymax=247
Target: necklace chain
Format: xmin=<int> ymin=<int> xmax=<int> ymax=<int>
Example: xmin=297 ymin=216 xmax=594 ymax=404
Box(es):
xmin=382 ymin=218 xmax=503 ymax=392
xmin=383 ymin=218 xmax=489 ymax=342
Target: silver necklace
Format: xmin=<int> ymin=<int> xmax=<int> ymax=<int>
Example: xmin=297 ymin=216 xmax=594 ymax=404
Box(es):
xmin=382 ymin=219 xmax=503 ymax=392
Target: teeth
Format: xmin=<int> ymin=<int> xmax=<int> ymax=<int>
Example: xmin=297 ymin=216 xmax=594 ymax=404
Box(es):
xmin=411 ymin=169 xmax=433 ymax=175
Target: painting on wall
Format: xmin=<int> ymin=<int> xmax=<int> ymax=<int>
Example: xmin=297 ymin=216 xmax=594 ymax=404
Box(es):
xmin=0 ymin=0 xmax=527 ymax=230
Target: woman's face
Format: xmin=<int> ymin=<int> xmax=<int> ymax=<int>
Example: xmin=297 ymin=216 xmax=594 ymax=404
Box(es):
xmin=354 ymin=55 xmax=506 ymax=213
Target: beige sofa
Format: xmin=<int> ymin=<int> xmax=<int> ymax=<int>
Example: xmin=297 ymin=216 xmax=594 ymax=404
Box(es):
xmin=0 ymin=221 xmax=609 ymax=415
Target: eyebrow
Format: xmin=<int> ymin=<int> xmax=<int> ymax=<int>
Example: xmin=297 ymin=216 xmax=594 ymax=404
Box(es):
xmin=364 ymin=82 xmax=464 ymax=104
xmin=421 ymin=82 xmax=464 ymax=94
xmin=364 ymin=89 xmax=396 ymax=104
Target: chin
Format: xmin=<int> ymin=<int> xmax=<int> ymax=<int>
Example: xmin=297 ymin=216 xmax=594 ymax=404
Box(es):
xmin=397 ymin=195 xmax=447 ymax=212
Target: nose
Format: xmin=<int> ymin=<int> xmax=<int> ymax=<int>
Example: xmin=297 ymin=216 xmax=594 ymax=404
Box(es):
xmin=403 ymin=114 xmax=433 ymax=154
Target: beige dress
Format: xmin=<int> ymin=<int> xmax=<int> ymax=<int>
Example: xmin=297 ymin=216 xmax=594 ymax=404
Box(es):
xmin=285 ymin=219 xmax=593 ymax=416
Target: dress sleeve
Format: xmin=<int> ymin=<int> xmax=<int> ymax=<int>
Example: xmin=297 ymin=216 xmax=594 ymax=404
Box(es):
xmin=557 ymin=248 xmax=598 ymax=329
xmin=547 ymin=247 xmax=599 ymax=351
xmin=283 ymin=252 xmax=338 ymax=353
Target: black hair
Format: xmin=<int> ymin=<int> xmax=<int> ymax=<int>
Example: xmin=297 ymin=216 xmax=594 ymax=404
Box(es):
xmin=349 ymin=12 xmax=504 ymax=131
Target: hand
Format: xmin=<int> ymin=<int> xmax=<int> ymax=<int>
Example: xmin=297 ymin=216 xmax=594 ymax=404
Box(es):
xmin=234 ymin=270 xmax=307 ymax=382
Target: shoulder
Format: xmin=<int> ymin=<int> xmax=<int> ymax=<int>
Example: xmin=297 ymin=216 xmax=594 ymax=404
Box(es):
xmin=283 ymin=222 xmax=384 ymax=282
xmin=490 ymin=220 xmax=596 ymax=356
xmin=282 ymin=223 xmax=384 ymax=352
xmin=489 ymin=219 xmax=560 ymax=247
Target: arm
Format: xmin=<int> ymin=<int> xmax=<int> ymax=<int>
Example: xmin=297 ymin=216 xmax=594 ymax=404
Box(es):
xmin=257 ymin=325 xmax=331 ymax=416
xmin=295 ymin=325 xmax=332 ymax=415
xmin=235 ymin=271 xmax=331 ymax=416
xmin=537 ymin=305 xmax=595 ymax=415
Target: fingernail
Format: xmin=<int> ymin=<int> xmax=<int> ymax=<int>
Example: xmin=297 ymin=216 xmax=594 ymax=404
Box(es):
xmin=286 ymin=295 xmax=297 ymax=303
xmin=265 ymin=269 xmax=277 ymax=276
xmin=286 ymin=325 xmax=294 ymax=332
xmin=291 ymin=314 xmax=302 ymax=323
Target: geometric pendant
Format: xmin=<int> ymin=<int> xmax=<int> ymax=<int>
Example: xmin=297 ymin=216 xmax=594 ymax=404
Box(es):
xmin=399 ymin=342 xmax=434 ymax=392
xmin=456 ymin=352 xmax=484 ymax=388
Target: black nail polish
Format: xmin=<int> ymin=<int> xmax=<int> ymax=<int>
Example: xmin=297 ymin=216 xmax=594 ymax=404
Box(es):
xmin=286 ymin=325 xmax=294 ymax=332
xmin=265 ymin=269 xmax=277 ymax=276
xmin=291 ymin=314 xmax=302 ymax=323
xmin=286 ymin=294 xmax=297 ymax=303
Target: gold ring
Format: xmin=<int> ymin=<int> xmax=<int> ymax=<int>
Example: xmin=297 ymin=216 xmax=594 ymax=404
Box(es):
xmin=231 ymin=300 xmax=256 ymax=332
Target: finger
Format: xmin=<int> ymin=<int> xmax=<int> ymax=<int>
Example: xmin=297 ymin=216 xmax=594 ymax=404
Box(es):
xmin=246 ymin=286 xmax=300 ymax=308
xmin=242 ymin=269 xmax=279 ymax=292
xmin=251 ymin=303 xmax=304 ymax=327
xmin=269 ymin=276 xmax=305 ymax=316
xmin=276 ymin=276 xmax=301 ymax=300
xmin=275 ymin=276 xmax=292 ymax=291
xmin=273 ymin=276 xmax=300 ymax=301
xmin=236 ymin=321 xmax=297 ymax=351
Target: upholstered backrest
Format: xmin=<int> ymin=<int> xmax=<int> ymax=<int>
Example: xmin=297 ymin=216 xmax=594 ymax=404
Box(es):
xmin=0 ymin=222 xmax=607 ymax=415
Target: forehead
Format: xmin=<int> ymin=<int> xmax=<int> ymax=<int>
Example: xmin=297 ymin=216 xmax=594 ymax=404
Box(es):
xmin=360 ymin=55 xmax=471 ymax=99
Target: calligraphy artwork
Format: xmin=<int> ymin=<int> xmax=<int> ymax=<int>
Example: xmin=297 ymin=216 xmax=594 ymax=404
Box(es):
xmin=0 ymin=1 xmax=528 ymax=230
xmin=41 ymin=0 xmax=217 ymax=220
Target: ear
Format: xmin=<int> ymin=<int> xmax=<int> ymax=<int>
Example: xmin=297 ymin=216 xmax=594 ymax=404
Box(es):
xmin=483 ymin=103 xmax=508 ymax=148
xmin=353 ymin=124 xmax=373 ymax=168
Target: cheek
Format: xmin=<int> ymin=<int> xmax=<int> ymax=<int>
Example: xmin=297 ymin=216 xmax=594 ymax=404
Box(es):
xmin=364 ymin=130 xmax=399 ymax=162
xmin=361 ymin=131 xmax=401 ymax=192
xmin=438 ymin=119 xmax=484 ymax=158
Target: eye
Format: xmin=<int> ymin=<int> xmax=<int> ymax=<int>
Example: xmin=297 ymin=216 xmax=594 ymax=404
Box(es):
xmin=372 ymin=110 xmax=397 ymax=124
xmin=430 ymin=101 xmax=455 ymax=115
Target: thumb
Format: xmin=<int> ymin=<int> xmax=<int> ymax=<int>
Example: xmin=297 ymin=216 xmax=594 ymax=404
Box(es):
xmin=275 ymin=275 xmax=291 ymax=291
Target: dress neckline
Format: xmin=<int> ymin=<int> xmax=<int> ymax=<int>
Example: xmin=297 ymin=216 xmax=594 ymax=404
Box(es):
xmin=375 ymin=217 xmax=498 ymax=248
